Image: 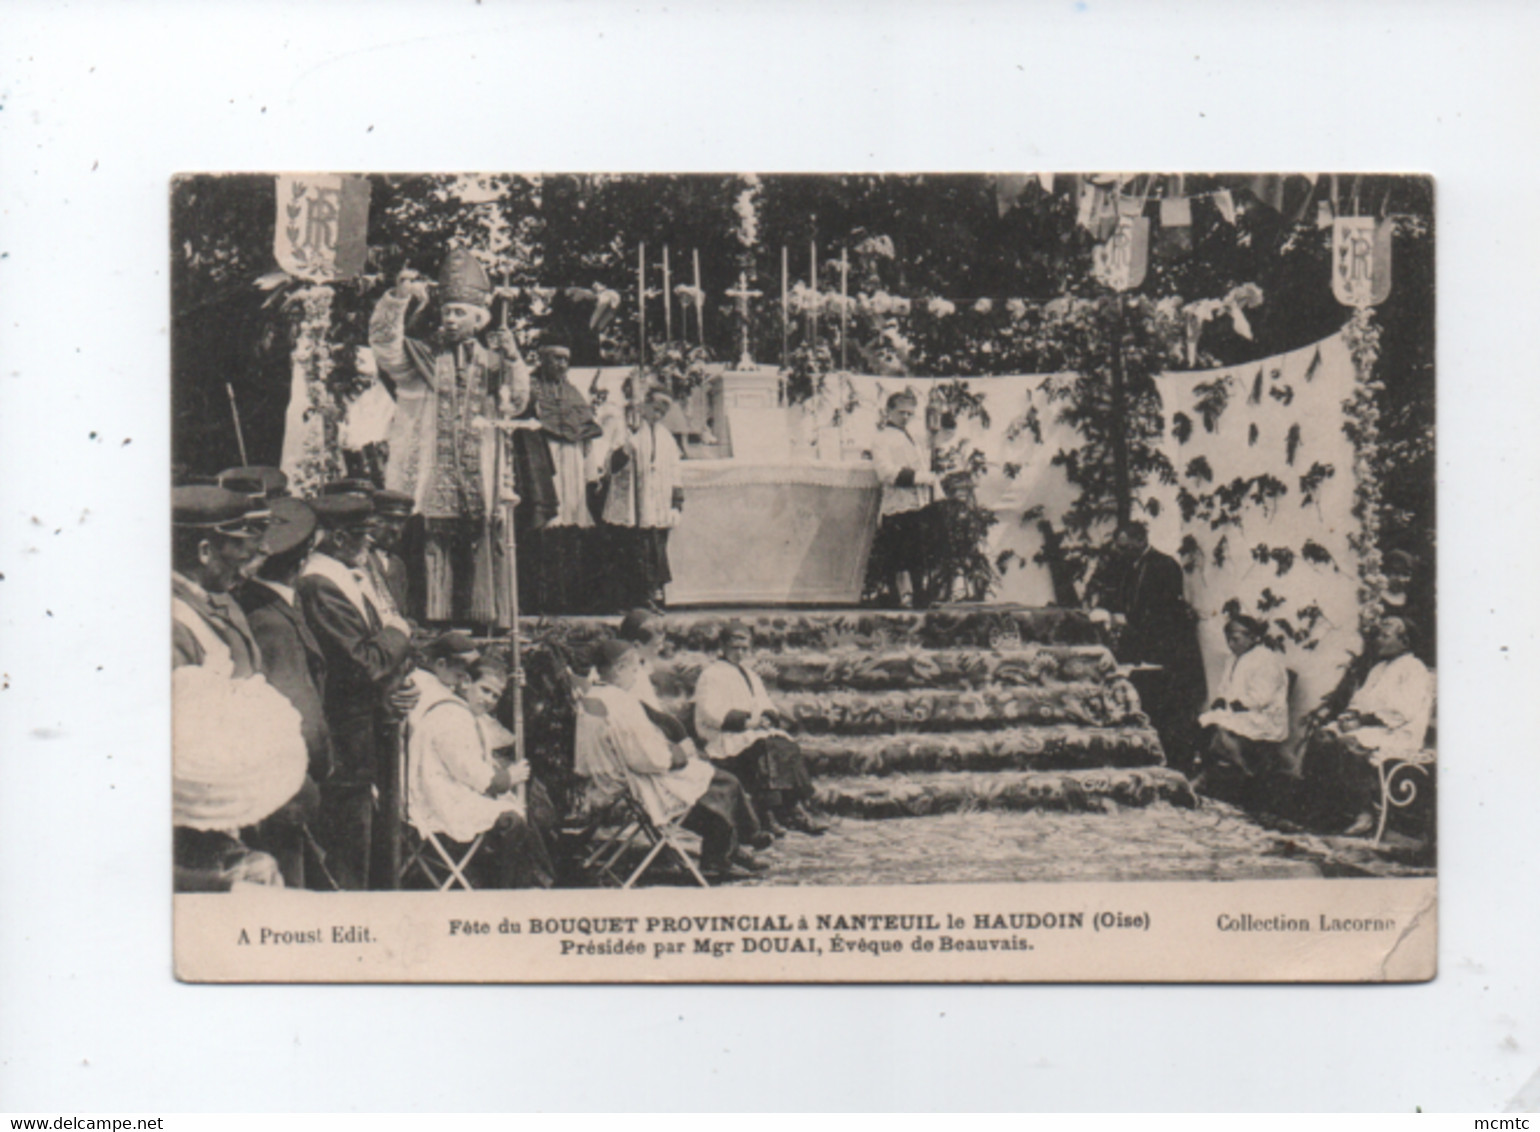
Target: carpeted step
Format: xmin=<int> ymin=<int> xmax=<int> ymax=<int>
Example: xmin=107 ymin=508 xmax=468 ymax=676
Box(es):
xmin=519 ymin=604 xmax=1105 ymax=661
xmin=645 ymin=644 xmax=1123 ymax=699
xmin=797 ymin=725 xmax=1164 ymax=777
xmin=661 ymin=682 xmax=1149 ymax=735
xmin=813 ymin=767 xmax=1199 ymax=819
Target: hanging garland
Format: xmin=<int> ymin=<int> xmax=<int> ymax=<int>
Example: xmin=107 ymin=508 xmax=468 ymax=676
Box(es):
xmin=283 ymin=284 xmax=342 ymax=496
xmin=1340 ymin=306 xmax=1387 ymax=631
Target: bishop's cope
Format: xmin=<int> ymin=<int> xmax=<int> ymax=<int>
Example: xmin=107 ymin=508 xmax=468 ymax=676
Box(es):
xmin=369 ymin=250 xmax=534 ymax=627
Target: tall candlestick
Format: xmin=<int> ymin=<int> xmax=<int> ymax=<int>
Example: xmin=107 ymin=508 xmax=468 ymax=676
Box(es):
xmin=840 ymin=246 xmax=849 ymax=371
xmin=637 ymin=241 xmax=646 ymax=369
xmin=781 ymin=245 xmax=789 ymax=365
xmin=662 ymin=245 xmax=673 ymax=342
xmin=693 ymin=248 xmax=704 ymax=346
xmin=809 ymin=240 xmax=818 ymax=343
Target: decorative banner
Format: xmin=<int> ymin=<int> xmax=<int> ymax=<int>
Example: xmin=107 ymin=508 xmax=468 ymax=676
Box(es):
xmin=273 ymin=174 xmax=371 ymax=281
xmin=1159 ymin=196 xmax=1192 ymax=228
xmin=1213 ymin=189 xmax=1237 ymax=225
xmin=993 ymin=173 xmax=1032 ymax=217
xmin=1092 ymin=214 xmax=1149 ymax=291
xmin=1332 ymin=216 xmax=1393 ymax=307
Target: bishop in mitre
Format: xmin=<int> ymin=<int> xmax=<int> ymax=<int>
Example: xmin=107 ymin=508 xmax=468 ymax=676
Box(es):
xmin=369 ymin=251 xmax=531 ymax=626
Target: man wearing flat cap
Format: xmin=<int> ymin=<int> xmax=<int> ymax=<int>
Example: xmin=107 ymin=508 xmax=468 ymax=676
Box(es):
xmin=368 ymin=488 xmax=416 ymax=623
xmin=234 ymin=497 xmax=329 ymax=886
xmin=172 ymin=485 xmax=311 ymax=891
xmin=218 ymin=465 xmax=290 ymax=501
xmin=319 ymin=479 xmax=414 ymax=624
xmin=172 ymin=485 xmax=271 ymax=677
xmin=370 ymin=251 xmax=531 ymax=625
xmin=297 ymin=491 xmax=415 ymax=889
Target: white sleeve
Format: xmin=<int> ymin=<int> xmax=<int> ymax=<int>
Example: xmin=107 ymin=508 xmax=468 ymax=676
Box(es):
xmin=610 ymin=693 xmax=677 ymax=775
xmin=368 ymin=291 xmax=417 ymax=383
xmin=427 ymin=706 xmax=496 ymax=795
xmin=871 ymin=430 xmax=913 ymax=486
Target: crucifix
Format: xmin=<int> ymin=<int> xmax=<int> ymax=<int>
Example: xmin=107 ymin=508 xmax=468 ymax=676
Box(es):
xmin=725 ymin=271 xmax=762 ymax=369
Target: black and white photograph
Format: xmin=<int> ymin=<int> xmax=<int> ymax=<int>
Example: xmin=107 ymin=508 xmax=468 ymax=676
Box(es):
xmin=168 ymin=171 xmax=1435 ymax=982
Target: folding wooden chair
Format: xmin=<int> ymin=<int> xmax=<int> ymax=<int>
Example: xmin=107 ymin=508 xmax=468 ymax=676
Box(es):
xmin=576 ymin=789 xmax=710 ymax=889
xmin=571 ymin=733 xmax=711 ymax=890
xmin=399 ymin=825 xmax=487 ymax=891
xmin=395 ymin=710 xmax=488 ymax=891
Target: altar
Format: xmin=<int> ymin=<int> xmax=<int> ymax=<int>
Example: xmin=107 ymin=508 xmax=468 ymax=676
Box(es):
xmin=662 ymin=365 xmax=882 ymax=606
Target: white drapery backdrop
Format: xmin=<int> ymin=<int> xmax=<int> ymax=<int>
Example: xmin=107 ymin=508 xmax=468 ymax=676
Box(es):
xmin=1147 ymin=331 xmax=1363 ymax=745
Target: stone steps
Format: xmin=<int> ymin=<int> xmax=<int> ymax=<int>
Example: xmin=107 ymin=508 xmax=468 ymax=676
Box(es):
xmin=813 ymin=767 xmax=1198 ymax=819
xmin=797 ymin=726 xmax=1163 ymax=778
xmin=511 ymin=605 xmax=1188 ymax=824
xmin=662 ymin=682 xmax=1149 ymax=735
xmin=647 ymin=644 xmax=1123 ymax=698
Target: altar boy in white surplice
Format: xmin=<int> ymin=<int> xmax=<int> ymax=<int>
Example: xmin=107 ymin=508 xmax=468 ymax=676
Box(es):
xmin=575 ymin=638 xmax=768 ymax=881
xmin=1196 ymin=614 xmax=1291 ymax=796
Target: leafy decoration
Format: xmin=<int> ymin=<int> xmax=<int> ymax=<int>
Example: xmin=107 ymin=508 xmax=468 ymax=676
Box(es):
xmin=1185 ymin=456 xmax=1214 ymax=483
xmin=1299 ymin=461 xmax=1335 ymax=507
xmin=1301 ymin=540 xmax=1335 ymax=568
xmin=1192 ymin=376 xmax=1232 ymax=433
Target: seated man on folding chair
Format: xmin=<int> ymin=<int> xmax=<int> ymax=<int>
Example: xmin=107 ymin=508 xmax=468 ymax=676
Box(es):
xmin=576 ymin=638 xmax=770 ymax=883
xmin=403 ymin=632 xmax=556 ymax=889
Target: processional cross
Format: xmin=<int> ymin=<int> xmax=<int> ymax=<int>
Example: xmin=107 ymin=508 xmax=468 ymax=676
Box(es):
xmin=725 ymin=271 xmax=762 ymax=368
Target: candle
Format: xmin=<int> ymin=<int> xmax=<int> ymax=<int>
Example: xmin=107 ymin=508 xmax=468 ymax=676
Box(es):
xmin=840 ymin=247 xmax=849 ymax=371
xmin=781 ymin=245 xmax=789 ymax=365
xmin=693 ymin=248 xmax=704 ymax=346
xmin=809 ymin=240 xmax=818 ymax=343
xmin=662 ymin=245 xmax=673 ymax=343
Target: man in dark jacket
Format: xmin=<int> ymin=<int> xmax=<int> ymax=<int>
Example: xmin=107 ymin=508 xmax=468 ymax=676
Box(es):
xmin=1088 ymin=521 xmax=1207 ymax=774
xmin=296 ymin=493 xmax=415 ymax=889
xmin=236 ymin=497 xmax=331 ymax=887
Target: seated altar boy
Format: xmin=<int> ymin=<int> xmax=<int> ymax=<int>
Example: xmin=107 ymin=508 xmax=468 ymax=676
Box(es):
xmin=1195 ymin=613 xmax=1290 ymax=804
xmin=404 ymin=633 xmax=556 ymax=889
xmin=693 ymin=621 xmax=826 ymax=836
xmin=575 ymin=638 xmax=769 ymax=881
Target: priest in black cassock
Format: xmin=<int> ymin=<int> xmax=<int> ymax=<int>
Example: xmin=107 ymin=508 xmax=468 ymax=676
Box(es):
xmin=510 ymin=327 xmax=604 ymax=614
xmin=1087 ymin=521 xmax=1208 ymax=775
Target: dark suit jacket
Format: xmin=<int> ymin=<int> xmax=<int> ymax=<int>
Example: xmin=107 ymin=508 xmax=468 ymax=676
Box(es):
xmin=1115 ymin=549 xmax=1189 ymax=666
xmin=372 ymin=549 xmax=411 ymax=619
xmin=172 ymin=574 xmax=262 ymax=677
xmin=296 ymin=569 xmax=411 ymax=785
xmin=237 ymin=581 xmax=334 ymax=781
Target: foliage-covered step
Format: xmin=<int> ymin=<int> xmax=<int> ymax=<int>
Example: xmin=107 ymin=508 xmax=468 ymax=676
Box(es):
xmin=813 ymin=767 xmax=1199 ymax=819
xmin=797 ymin=725 xmax=1164 ymax=777
xmin=662 ymin=682 xmax=1149 ymax=735
xmin=518 ymin=605 xmax=1105 ymax=662
xmin=646 ymin=644 xmax=1124 ymax=698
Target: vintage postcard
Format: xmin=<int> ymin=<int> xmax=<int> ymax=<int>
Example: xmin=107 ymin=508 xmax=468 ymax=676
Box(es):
xmin=170 ymin=172 xmax=1435 ymax=983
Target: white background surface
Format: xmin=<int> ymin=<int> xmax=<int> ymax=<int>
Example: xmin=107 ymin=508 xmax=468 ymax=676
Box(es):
xmin=1 ymin=0 xmax=1535 ymax=1112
